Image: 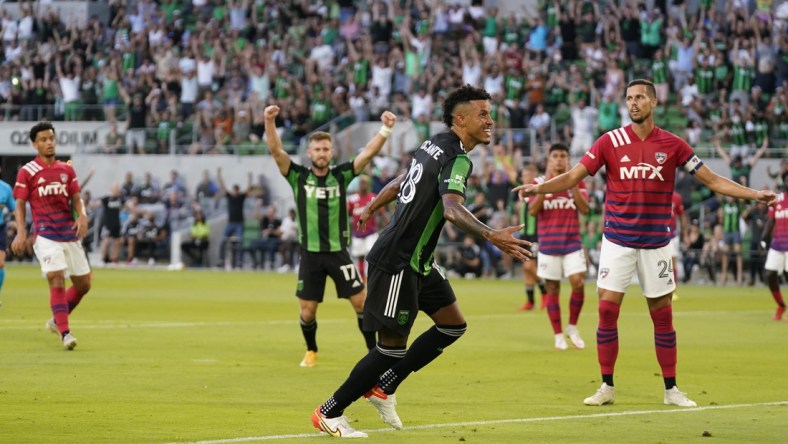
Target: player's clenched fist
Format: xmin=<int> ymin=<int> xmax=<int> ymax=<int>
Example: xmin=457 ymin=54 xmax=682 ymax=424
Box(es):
xmin=264 ymin=105 xmax=280 ymax=120
xmin=380 ymin=111 xmax=397 ymax=128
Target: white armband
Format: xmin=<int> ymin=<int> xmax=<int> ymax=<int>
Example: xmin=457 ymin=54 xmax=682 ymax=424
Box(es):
xmin=683 ymin=155 xmax=703 ymax=175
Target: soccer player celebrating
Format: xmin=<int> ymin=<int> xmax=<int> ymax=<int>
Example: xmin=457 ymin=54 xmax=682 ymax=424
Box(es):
xmin=311 ymin=85 xmax=532 ymax=437
xmin=518 ymin=163 xmax=548 ymax=311
xmin=11 ymin=121 xmax=93 ymax=350
xmin=347 ymin=176 xmax=379 ymax=282
xmin=528 ymin=143 xmax=589 ymax=350
xmin=761 ymin=188 xmax=787 ymax=320
xmin=516 ymin=79 xmax=776 ymax=407
xmin=264 ymin=105 xmax=396 ymax=368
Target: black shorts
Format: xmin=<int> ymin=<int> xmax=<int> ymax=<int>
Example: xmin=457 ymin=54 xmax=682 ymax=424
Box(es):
xmin=363 ymin=264 xmax=457 ymax=336
xmin=296 ymin=249 xmax=365 ymax=301
xmin=0 ymin=225 xmax=6 ymax=250
xmin=102 ymin=224 xmax=122 ymax=239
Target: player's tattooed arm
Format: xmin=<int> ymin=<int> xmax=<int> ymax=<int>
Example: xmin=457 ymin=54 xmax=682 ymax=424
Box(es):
xmin=358 ymin=173 xmax=405 ymax=230
xmin=443 ymin=194 xmax=533 ymax=262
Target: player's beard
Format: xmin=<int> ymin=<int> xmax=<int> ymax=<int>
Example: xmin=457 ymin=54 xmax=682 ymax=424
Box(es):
xmin=629 ymin=108 xmax=651 ymax=124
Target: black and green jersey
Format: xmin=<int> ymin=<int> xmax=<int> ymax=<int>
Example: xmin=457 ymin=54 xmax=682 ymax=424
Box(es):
xmin=652 ymin=60 xmax=669 ymax=84
xmin=519 ymin=200 xmax=538 ymax=240
xmin=722 ymin=201 xmax=742 ymax=233
xmin=285 ymin=161 xmax=356 ymax=253
xmin=730 ymin=122 xmax=747 ymax=145
xmin=695 ymin=66 xmax=714 ymax=94
xmin=367 ymin=131 xmax=472 ymax=276
xmin=732 ymin=65 xmax=753 ymax=92
xmin=749 ymin=120 xmax=769 ymax=147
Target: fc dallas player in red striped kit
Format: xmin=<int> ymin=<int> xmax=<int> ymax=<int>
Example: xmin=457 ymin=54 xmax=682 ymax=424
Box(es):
xmin=516 ymin=79 xmax=776 ymax=407
xmin=762 ymin=188 xmax=788 ymax=320
xmin=12 ymin=121 xmax=93 ymax=350
xmin=347 ymin=176 xmax=381 ymax=281
xmin=527 ymin=143 xmax=589 ymax=350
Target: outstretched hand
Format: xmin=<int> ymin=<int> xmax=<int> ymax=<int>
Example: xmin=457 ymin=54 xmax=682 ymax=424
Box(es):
xmin=357 ymin=203 xmax=375 ymax=232
xmin=487 ymin=225 xmax=533 ymax=262
xmin=756 ymin=190 xmax=777 ymax=206
xmin=512 ymin=183 xmax=539 ymax=201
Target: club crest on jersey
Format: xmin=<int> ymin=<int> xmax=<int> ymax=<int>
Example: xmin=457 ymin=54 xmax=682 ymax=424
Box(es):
xmin=655 ymin=152 xmax=667 ymax=164
xmin=600 ymin=268 xmax=609 ymax=279
xmin=60 ymin=174 xmax=68 ymax=183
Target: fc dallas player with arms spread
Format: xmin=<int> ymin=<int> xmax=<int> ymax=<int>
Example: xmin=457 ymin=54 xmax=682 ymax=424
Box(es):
xmin=762 ymin=188 xmax=788 ymax=320
xmin=12 ymin=121 xmax=93 ymax=350
xmin=347 ymin=176 xmax=381 ymax=281
xmin=516 ymin=79 xmax=776 ymax=407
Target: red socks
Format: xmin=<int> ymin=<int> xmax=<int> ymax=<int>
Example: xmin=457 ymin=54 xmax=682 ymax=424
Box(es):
xmin=597 ymin=300 xmax=620 ymax=375
xmin=650 ymin=305 xmax=677 ymax=378
xmin=772 ymin=290 xmax=785 ymax=307
xmin=50 ymin=287 xmax=69 ymax=334
xmin=568 ymin=290 xmax=584 ymax=325
xmin=545 ymin=294 xmax=562 ymax=334
xmin=66 ymin=287 xmax=87 ymax=313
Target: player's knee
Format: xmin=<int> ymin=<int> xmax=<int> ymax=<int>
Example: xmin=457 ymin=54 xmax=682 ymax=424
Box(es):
xmin=436 ymin=322 xmax=467 ymax=342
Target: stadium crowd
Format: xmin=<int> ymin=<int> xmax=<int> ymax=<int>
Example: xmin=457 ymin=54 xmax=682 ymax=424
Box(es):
xmin=1 ymin=0 xmax=786 ymax=286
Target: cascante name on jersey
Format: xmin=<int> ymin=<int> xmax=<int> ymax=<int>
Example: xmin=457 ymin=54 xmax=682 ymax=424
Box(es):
xmin=419 ymin=140 xmax=444 ymax=160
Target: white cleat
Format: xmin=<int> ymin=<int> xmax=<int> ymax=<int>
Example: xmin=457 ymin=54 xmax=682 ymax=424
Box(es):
xmin=584 ymin=383 xmax=615 ymax=406
xmin=62 ymin=333 xmax=78 ymax=350
xmin=46 ymin=318 xmax=59 ymax=335
xmin=364 ymin=387 xmax=403 ymax=429
xmin=565 ymin=325 xmax=585 ymax=349
xmin=311 ymin=408 xmax=368 ymax=438
xmin=554 ymin=333 xmax=568 ymax=350
xmin=664 ymin=386 xmax=697 ymax=407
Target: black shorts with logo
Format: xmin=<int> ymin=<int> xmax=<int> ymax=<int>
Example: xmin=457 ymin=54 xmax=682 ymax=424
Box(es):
xmin=363 ymin=264 xmax=457 ymax=336
xmin=296 ymin=249 xmax=365 ymax=301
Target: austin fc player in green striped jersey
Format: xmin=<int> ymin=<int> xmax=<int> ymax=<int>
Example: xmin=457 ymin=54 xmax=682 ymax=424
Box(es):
xmin=311 ymin=85 xmax=534 ymax=437
xmin=264 ymin=105 xmax=397 ymax=368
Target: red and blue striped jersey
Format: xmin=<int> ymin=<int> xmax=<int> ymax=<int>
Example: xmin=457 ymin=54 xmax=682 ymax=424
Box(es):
xmin=768 ymin=192 xmax=788 ymax=252
xmin=579 ymin=125 xmax=702 ymax=249
xmin=535 ymin=176 xmax=587 ymax=255
xmin=13 ymin=158 xmax=80 ymax=242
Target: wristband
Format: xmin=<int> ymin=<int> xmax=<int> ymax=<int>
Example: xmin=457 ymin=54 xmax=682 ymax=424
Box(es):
xmin=378 ymin=125 xmax=392 ymax=139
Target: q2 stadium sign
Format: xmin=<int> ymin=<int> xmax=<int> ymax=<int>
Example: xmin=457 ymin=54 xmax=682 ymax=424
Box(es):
xmin=0 ymin=122 xmax=108 ymax=155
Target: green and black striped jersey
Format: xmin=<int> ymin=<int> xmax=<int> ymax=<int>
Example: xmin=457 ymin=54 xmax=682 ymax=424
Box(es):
xmin=285 ymin=161 xmax=356 ymax=253
xmin=367 ymin=131 xmax=472 ymax=276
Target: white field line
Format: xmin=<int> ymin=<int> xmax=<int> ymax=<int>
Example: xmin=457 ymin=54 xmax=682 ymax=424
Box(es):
xmin=171 ymin=401 xmax=788 ymax=443
xmin=0 ymin=310 xmax=771 ymax=331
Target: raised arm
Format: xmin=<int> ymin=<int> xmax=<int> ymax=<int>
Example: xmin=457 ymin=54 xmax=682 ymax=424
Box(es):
xmin=693 ymin=164 xmax=776 ymax=204
xmin=514 ymin=163 xmax=590 ymax=199
xmin=263 ymin=105 xmax=292 ymax=175
xmin=352 ymin=111 xmax=397 ymax=175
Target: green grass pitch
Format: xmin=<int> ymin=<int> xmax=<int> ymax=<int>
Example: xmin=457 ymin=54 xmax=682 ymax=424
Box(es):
xmin=0 ymin=264 xmax=785 ymax=443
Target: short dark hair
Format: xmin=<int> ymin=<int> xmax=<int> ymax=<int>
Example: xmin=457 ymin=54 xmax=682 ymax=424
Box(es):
xmin=549 ymin=142 xmax=569 ymax=154
xmin=442 ymin=84 xmax=492 ymax=128
xmin=626 ymin=79 xmax=657 ymax=99
xmin=29 ymin=121 xmax=55 ymax=143
xmin=308 ymin=131 xmax=333 ymax=145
